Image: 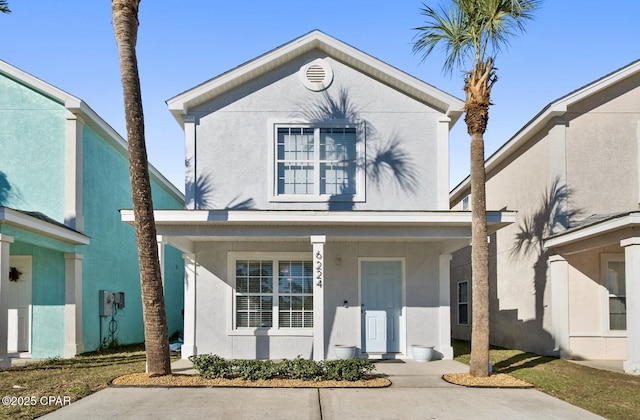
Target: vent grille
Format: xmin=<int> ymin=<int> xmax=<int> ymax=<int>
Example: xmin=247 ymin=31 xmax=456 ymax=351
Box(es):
xmin=299 ymin=59 xmax=333 ymax=91
xmin=305 ymin=64 xmax=326 ymax=83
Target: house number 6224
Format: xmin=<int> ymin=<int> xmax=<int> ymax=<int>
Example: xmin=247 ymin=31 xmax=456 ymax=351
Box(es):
xmin=315 ymin=250 xmax=323 ymax=287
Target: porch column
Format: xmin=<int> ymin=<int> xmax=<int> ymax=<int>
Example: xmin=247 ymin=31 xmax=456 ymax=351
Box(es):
xmin=64 ymin=253 xmax=84 ymax=358
xmin=439 ymin=254 xmax=454 ymax=359
xmin=157 ymin=235 xmax=166 ymax=291
xmin=0 ymin=234 xmax=14 ymax=368
xmin=621 ymin=238 xmax=640 ymax=375
xmin=550 ymin=255 xmax=571 ymax=358
xmin=182 ymin=253 xmax=197 ymax=359
xmin=311 ymin=235 xmax=326 ymax=361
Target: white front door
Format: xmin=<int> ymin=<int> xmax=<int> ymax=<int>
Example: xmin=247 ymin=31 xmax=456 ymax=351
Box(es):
xmin=361 ymin=260 xmax=402 ymax=354
xmin=7 ymin=256 xmax=32 ymax=353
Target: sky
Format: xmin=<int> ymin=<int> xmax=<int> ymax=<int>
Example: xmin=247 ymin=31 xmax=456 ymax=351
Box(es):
xmin=1 ymin=1 xmax=639 ymax=193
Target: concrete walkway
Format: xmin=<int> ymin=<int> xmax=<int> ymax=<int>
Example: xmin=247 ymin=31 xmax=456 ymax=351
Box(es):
xmin=40 ymin=359 xmax=603 ymax=419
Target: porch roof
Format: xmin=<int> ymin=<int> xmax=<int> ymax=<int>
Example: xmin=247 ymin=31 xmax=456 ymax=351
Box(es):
xmin=0 ymin=207 xmax=90 ymax=246
xmin=544 ymin=211 xmax=640 ymax=254
xmin=120 ymin=209 xmax=516 ymax=254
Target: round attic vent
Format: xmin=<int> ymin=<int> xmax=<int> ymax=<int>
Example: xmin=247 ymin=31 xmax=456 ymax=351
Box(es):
xmin=300 ymin=59 xmax=333 ymax=91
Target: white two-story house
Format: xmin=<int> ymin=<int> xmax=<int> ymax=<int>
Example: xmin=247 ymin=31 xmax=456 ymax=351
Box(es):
xmin=122 ymin=31 xmax=514 ymax=361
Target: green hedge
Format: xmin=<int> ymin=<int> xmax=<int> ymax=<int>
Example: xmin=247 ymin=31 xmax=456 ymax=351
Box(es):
xmin=189 ymin=355 xmax=375 ymax=381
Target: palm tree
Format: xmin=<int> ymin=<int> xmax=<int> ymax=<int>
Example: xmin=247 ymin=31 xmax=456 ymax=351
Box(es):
xmin=1 ymin=1 xmax=10 ymax=13
xmin=413 ymin=0 xmax=540 ymax=377
xmin=112 ymin=0 xmax=171 ymax=376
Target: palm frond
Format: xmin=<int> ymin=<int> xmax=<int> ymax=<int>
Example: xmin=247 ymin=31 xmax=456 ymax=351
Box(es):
xmin=0 ymin=0 xmax=10 ymax=14
xmin=413 ymin=0 xmax=541 ymax=73
xmin=413 ymin=2 xmax=471 ymax=75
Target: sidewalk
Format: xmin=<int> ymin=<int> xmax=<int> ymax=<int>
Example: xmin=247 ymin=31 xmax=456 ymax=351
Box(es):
xmin=41 ymin=359 xmax=603 ymax=419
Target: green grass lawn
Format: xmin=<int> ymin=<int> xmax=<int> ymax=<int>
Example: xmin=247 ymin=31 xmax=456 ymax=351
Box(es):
xmin=0 ymin=344 xmax=151 ymax=419
xmin=453 ymin=340 xmax=640 ymax=419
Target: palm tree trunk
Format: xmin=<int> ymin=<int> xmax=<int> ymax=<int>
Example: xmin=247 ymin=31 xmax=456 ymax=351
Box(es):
xmin=112 ymin=0 xmax=171 ymax=376
xmin=469 ymin=131 xmax=490 ymax=377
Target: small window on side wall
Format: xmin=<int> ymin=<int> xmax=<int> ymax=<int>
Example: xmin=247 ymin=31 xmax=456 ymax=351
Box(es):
xmin=457 ymin=280 xmax=469 ymax=325
xmin=606 ymin=260 xmax=626 ymax=331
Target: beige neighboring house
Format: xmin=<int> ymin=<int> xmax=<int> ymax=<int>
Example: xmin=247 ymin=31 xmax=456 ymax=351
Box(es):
xmin=450 ymin=59 xmax=640 ymax=375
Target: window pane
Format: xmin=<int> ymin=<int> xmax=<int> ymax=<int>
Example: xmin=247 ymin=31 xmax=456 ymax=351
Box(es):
xmin=320 ymin=127 xmax=356 ymax=160
xmin=609 ymin=297 xmax=626 ymax=330
xmin=236 ymin=278 xmax=248 ymax=293
xmin=236 ymin=312 xmax=248 ymax=328
xmin=236 ymin=261 xmax=248 ymax=277
xmin=291 ymin=312 xmax=303 ymax=328
xmin=291 ymin=296 xmax=303 ymax=310
xmin=236 ymin=296 xmax=248 ymax=311
xmin=304 ymin=312 xmax=313 ymax=328
xmin=458 ymin=282 xmax=468 ymax=302
xmin=277 ymin=259 xmax=313 ymax=328
xmin=279 ymin=296 xmax=291 ymax=310
xmin=277 ymin=127 xmax=315 ymax=195
xmin=458 ymin=303 xmax=469 ymax=325
xmin=607 ymin=262 xmax=625 ymax=295
xmin=320 ymin=162 xmax=356 ymax=195
xmin=303 ymin=296 xmax=313 ymax=310
xmin=235 ymin=260 xmax=273 ymax=328
xmin=249 ymin=277 xmax=260 ymax=293
xmin=278 ymin=163 xmax=314 ymax=194
xmin=278 ymin=127 xmax=314 ymax=160
xmin=279 ymin=312 xmax=291 ymax=328
xmin=607 ymin=261 xmax=626 ymax=330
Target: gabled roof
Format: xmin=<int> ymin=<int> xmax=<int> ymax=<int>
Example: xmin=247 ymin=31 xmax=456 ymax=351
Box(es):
xmin=450 ymin=59 xmax=640 ymax=203
xmin=0 ymin=59 xmax=183 ymax=202
xmin=167 ymin=30 xmax=464 ymax=126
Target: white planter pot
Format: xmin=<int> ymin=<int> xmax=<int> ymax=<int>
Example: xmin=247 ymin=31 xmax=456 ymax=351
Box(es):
xmin=412 ymin=345 xmax=434 ymax=362
xmin=334 ymin=345 xmax=356 ymax=359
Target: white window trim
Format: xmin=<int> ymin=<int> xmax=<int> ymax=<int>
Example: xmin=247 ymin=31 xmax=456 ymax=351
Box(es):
xmin=457 ymin=280 xmax=469 ymax=326
xmin=267 ymin=119 xmax=366 ymax=203
xmin=228 ymin=251 xmax=313 ymax=337
xmin=600 ymin=253 xmax=626 ymax=336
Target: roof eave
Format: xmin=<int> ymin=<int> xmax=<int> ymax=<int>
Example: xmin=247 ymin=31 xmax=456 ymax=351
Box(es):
xmin=450 ymin=59 xmax=640 ymax=205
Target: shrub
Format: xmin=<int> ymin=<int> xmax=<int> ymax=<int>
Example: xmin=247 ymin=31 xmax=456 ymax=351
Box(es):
xmin=188 ymin=355 xmax=375 ymax=382
xmin=324 ymin=359 xmax=374 ymax=381
xmin=279 ymin=357 xmax=325 ymax=381
xmin=189 ymin=354 xmax=232 ymax=379
xmin=233 ymin=359 xmax=279 ymax=380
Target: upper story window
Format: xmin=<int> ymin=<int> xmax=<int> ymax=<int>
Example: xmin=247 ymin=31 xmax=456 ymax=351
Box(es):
xmin=462 ymin=196 xmax=470 ymax=211
xmin=272 ymin=124 xmax=364 ymax=202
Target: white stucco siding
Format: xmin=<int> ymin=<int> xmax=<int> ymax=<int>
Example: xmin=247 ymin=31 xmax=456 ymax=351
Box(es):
xmin=563 ymin=244 xmax=627 ymax=360
xmin=566 ymin=251 xmax=603 ymax=336
xmin=565 ymin=80 xmax=640 ymax=215
xmin=189 ymin=240 xmax=449 ymax=360
xmin=485 ymin=135 xmax=555 ymax=353
xmin=189 ymin=52 xmax=445 ymax=211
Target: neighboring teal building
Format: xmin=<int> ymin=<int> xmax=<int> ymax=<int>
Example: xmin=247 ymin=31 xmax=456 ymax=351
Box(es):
xmin=0 ymin=60 xmax=184 ymax=364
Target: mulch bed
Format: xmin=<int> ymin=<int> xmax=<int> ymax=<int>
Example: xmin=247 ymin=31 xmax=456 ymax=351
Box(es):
xmin=111 ymin=373 xmax=391 ymax=388
xmin=442 ymin=372 xmax=533 ymax=388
